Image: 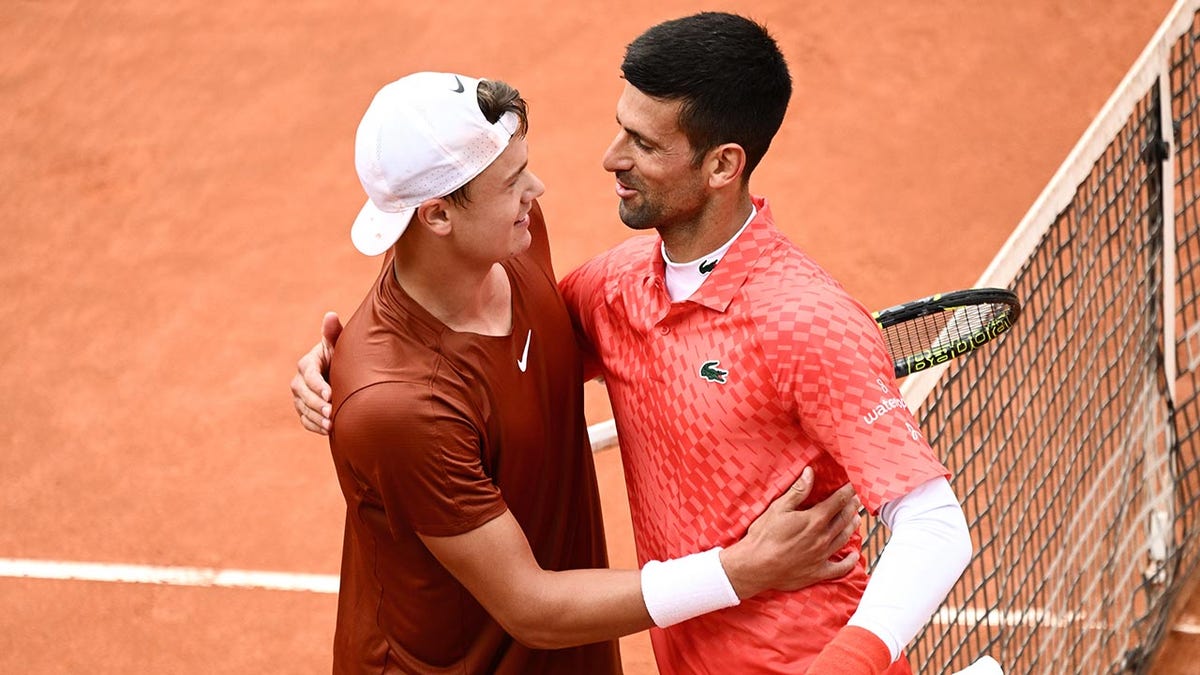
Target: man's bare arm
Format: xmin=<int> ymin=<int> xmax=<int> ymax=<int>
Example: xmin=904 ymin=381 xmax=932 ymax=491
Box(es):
xmin=422 ymin=470 xmax=860 ymax=650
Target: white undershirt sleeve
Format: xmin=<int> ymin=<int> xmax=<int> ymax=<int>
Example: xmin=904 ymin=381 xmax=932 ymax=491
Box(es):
xmin=846 ymin=477 xmax=973 ymax=661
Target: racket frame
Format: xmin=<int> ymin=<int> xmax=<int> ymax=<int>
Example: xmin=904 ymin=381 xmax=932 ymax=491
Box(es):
xmin=873 ymin=288 xmax=1021 ymax=378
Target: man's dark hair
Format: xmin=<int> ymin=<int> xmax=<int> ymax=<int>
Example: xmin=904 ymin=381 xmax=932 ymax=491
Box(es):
xmin=445 ymin=78 xmax=528 ymax=207
xmin=621 ymin=12 xmax=792 ymax=178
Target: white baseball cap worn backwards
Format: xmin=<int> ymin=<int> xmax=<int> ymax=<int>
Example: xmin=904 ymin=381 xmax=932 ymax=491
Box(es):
xmin=350 ymin=71 xmax=521 ymax=256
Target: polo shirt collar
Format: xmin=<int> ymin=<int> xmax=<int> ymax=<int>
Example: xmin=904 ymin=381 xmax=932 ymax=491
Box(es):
xmin=645 ymin=195 xmax=775 ymax=313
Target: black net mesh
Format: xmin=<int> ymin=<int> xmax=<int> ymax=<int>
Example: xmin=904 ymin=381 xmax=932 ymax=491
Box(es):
xmin=859 ymin=9 xmax=1200 ymax=672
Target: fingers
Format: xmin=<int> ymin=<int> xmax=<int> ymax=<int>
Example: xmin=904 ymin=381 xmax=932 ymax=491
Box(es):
xmin=293 ymin=341 xmax=333 ymax=433
xmin=321 ymin=311 xmax=343 ymax=348
xmin=298 ymin=407 xmax=330 ymax=435
xmin=837 ymin=487 xmax=862 ymax=530
xmin=793 ymin=482 xmax=860 ymax=558
xmin=773 ymin=467 xmax=814 ymax=510
xmin=292 ymin=370 xmax=331 ymax=434
xmin=807 ymin=483 xmax=858 ymax=520
xmin=816 ymin=548 xmax=860 ymax=582
xmin=291 ymin=313 xmax=342 ymax=436
xmin=826 ymin=499 xmax=862 ymax=553
xmin=299 ymin=342 xmax=333 ymax=402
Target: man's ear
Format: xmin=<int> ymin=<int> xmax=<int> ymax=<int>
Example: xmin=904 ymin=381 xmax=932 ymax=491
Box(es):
xmin=414 ymin=198 xmax=453 ymax=236
xmin=706 ymin=143 xmax=746 ymax=190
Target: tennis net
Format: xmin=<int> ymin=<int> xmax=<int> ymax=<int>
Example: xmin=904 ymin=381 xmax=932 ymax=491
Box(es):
xmin=863 ymin=0 xmax=1200 ymax=671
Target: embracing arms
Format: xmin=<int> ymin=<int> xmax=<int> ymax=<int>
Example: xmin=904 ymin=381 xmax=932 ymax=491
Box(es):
xmin=418 ymin=469 xmax=858 ymax=649
xmin=295 ymin=312 xmax=862 ymax=649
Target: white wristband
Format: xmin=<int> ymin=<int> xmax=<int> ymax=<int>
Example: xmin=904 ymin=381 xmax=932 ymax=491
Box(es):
xmin=640 ymin=546 xmax=741 ymax=628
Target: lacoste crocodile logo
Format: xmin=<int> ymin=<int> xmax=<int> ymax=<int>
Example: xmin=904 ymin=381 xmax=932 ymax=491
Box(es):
xmin=451 ymin=75 xmax=465 ymax=93
xmin=698 ymin=360 xmax=728 ymax=384
xmin=699 ymin=259 xmax=718 ymax=274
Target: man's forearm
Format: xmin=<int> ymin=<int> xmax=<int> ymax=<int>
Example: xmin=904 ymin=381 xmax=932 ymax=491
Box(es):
xmin=422 ymin=511 xmax=743 ymax=650
xmin=501 ymin=566 xmax=655 ymax=649
xmin=423 ymin=470 xmax=858 ymax=649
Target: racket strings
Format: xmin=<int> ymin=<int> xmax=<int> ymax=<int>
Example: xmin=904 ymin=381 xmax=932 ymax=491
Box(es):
xmin=881 ymin=303 xmax=1008 ymax=360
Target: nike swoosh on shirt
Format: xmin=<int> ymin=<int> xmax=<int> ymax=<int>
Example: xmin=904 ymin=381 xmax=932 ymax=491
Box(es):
xmin=451 ymin=75 xmax=465 ymax=93
xmin=517 ymin=330 xmax=532 ymax=372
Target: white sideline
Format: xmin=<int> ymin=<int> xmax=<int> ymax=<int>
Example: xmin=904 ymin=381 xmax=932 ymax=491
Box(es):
xmin=0 ymin=557 xmax=339 ymax=594
xmin=1174 ymin=620 xmax=1200 ymax=635
xmin=588 ymin=418 xmax=619 ymax=451
xmin=0 ymin=556 xmax=1063 ymax=631
xmin=953 ymin=656 xmax=1004 ymax=674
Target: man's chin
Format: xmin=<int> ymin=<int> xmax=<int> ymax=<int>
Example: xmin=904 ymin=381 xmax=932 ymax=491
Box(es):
xmin=513 ymin=233 xmax=533 ymax=254
xmin=618 ymin=203 xmax=657 ymax=231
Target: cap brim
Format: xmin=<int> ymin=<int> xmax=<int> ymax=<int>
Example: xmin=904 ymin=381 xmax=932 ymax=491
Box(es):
xmin=350 ymin=199 xmax=416 ymax=256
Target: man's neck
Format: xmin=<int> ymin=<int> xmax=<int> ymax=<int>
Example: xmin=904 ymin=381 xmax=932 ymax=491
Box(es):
xmin=660 ymin=192 xmax=754 ymax=263
xmin=391 ymin=246 xmax=513 ymax=336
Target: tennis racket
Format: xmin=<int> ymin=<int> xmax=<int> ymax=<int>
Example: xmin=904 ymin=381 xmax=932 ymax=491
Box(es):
xmin=873 ymin=288 xmax=1021 ymax=378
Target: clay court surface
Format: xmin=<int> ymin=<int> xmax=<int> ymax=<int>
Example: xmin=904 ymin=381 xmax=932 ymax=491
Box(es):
xmin=3 ymin=1 xmax=1197 ymax=672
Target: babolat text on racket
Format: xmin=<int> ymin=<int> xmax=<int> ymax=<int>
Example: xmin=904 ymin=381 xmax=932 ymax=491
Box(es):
xmin=873 ymin=288 xmax=1021 ymax=378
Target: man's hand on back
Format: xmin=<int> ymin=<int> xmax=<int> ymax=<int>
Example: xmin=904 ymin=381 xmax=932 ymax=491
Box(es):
xmin=720 ymin=468 xmax=862 ymax=598
xmin=291 ymin=312 xmax=342 ymax=435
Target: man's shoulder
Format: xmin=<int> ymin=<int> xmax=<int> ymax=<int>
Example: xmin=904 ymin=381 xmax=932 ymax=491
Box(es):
xmin=731 ymin=245 xmax=880 ymax=361
xmin=559 ymin=233 xmax=657 ymax=310
xmin=331 ymin=368 xmax=482 ymax=461
xmin=741 ymin=241 xmax=851 ymax=311
xmin=330 ymin=306 xmax=452 ymax=414
xmin=576 ymin=233 xmax=658 ymax=278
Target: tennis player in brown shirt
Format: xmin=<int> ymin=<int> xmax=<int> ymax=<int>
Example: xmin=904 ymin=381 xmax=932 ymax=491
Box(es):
xmin=311 ymin=71 xmax=861 ymax=674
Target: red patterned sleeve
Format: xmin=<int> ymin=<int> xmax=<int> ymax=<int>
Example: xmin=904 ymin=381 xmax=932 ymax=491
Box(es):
xmin=772 ymin=288 xmax=949 ymax=514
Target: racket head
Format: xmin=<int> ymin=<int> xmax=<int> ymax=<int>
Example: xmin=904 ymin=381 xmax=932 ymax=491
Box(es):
xmin=873 ymin=288 xmax=1021 ymax=378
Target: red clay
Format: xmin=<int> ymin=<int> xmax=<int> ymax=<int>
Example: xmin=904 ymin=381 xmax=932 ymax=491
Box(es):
xmin=0 ymin=1 xmax=1189 ymax=672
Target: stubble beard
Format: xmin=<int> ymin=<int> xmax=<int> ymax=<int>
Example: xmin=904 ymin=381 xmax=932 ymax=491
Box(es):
xmin=617 ymin=198 xmax=661 ymax=231
xmin=615 ymin=171 xmax=706 ymax=234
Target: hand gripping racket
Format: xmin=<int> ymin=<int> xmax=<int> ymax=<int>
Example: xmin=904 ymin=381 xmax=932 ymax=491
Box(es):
xmin=873 ymin=288 xmax=1021 ymax=378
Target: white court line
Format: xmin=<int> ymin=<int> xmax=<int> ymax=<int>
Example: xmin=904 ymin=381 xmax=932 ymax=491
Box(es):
xmin=934 ymin=606 xmax=1087 ymax=629
xmin=0 ymin=558 xmax=339 ymax=594
xmin=588 ymin=419 xmax=618 ymax=451
xmin=0 ymin=557 xmax=1065 ymax=630
xmin=9 ymin=557 xmax=1186 ymax=637
xmin=1173 ymin=620 xmax=1200 ymax=635
xmin=0 ymin=557 xmax=1042 ymax=626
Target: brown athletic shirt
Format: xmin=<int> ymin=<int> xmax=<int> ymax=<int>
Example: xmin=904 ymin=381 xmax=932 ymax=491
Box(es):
xmin=327 ymin=202 xmax=620 ymax=674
